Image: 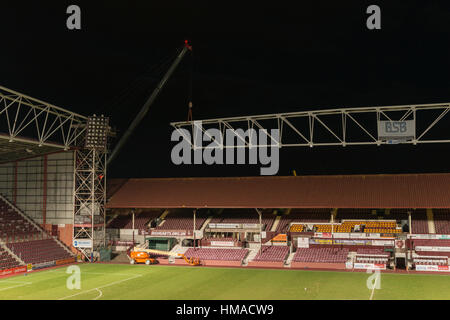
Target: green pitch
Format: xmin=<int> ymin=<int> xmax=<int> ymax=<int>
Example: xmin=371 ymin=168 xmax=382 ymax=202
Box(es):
xmin=0 ymin=263 xmax=450 ymax=300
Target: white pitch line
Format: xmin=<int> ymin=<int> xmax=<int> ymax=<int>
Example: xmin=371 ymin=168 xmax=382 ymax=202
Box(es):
xmin=58 ymin=274 xmax=142 ymax=300
xmin=0 ymin=281 xmax=33 ymax=292
xmin=92 ymin=288 xmax=103 ymax=300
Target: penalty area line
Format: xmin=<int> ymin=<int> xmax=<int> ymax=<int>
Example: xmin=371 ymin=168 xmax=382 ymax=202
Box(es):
xmin=58 ymin=274 xmax=142 ymax=300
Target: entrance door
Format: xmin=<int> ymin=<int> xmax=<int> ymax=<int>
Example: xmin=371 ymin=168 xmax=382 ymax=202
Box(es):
xmin=396 ymin=257 xmax=406 ymax=269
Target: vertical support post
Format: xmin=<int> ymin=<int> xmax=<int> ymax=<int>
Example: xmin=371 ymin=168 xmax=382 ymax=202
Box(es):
xmin=193 ymin=209 xmax=197 ymax=249
xmin=13 ymin=161 xmax=17 ymax=205
xmin=42 ymin=155 xmax=48 ymax=226
xmin=331 ymin=210 xmax=334 ymax=234
xmin=132 ymin=209 xmax=135 ymax=245
xmin=408 ymin=210 xmax=412 ymax=265
xmin=408 ymin=211 xmax=412 ymax=235
xmin=255 ymin=208 xmax=262 ymax=255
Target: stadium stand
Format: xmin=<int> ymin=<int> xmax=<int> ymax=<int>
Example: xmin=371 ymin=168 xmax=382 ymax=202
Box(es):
xmin=277 ymin=209 xmax=330 ymax=233
xmin=413 ymin=255 xmax=448 ymax=266
xmin=355 ymin=248 xmax=391 ymax=264
xmin=253 ymin=246 xmax=290 ymax=262
xmin=200 ymin=237 xmax=242 ymax=247
xmin=184 ymin=248 xmax=248 ymax=262
xmin=156 ymin=209 xmax=208 ymax=230
xmin=0 ymin=200 xmax=41 ymax=242
xmin=289 ymin=224 xmax=304 ymax=232
xmin=433 ymin=209 xmax=450 ymax=234
xmin=292 ymin=247 xmax=349 ymax=263
xmin=0 ymin=197 xmax=74 ymax=267
xmin=411 ymin=210 xmax=429 ymax=234
xmin=0 ymin=246 xmax=22 ymax=270
xmin=7 ymin=239 xmax=73 ymax=264
xmin=108 ymin=210 xmax=162 ymax=231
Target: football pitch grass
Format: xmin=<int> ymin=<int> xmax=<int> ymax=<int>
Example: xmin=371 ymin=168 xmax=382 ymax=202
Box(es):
xmin=0 ymin=263 xmax=450 ymax=300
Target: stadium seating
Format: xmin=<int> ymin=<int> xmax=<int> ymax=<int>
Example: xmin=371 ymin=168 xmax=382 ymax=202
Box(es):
xmin=0 ymin=201 xmax=41 ymax=242
xmin=184 ymin=248 xmax=248 ymax=261
xmin=310 ymin=221 xmax=399 ymax=233
xmin=413 ymin=256 xmax=447 ymax=266
xmin=108 ymin=210 xmax=161 ymax=230
xmin=356 ymin=248 xmax=390 ymax=256
xmin=289 ymin=224 xmax=304 ymax=232
xmin=200 ymin=237 xmax=242 ymax=247
xmin=156 ymin=209 xmax=208 ymax=230
xmin=411 ymin=210 xmax=429 ymax=234
xmin=253 ymin=246 xmax=289 ymax=262
xmin=7 ymin=239 xmax=72 ymax=264
xmin=0 ymin=247 xmax=22 ymax=270
xmin=433 ymin=209 xmax=450 ymax=234
xmin=292 ymin=247 xmax=349 ymax=263
xmin=355 ymin=248 xmax=390 ymax=264
xmin=277 ymin=209 xmax=330 ymax=233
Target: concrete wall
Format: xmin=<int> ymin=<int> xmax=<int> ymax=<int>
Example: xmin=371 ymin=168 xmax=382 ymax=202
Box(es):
xmin=0 ymin=151 xmax=74 ymax=225
xmin=0 ymin=151 xmax=75 ymax=247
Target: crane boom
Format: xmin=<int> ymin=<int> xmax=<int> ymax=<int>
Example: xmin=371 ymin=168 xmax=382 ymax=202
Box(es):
xmin=107 ymin=42 xmax=192 ymax=166
xmin=133 ymin=247 xmax=183 ymax=258
xmin=130 ymin=246 xmax=201 ymax=265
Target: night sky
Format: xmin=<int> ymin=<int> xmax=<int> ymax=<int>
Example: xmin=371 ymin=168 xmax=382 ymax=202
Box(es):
xmin=2 ymin=1 xmax=450 ymax=178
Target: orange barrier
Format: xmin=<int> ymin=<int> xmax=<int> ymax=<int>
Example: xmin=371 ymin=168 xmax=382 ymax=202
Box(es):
xmin=55 ymin=257 xmax=76 ymax=266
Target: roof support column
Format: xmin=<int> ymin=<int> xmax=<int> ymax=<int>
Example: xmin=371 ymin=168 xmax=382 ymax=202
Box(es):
xmin=193 ymin=209 xmax=197 ymax=249
xmin=255 ymin=208 xmax=262 ymax=255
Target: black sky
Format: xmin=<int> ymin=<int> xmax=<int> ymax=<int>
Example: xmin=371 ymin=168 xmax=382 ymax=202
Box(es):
xmin=1 ymin=1 xmax=450 ymax=178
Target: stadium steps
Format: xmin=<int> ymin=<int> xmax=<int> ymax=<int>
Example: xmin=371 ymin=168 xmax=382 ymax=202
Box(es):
xmin=159 ymin=209 xmax=170 ymax=220
xmin=154 ymin=209 xmax=171 ymax=228
xmin=0 ymin=194 xmax=74 ymax=257
xmin=106 ymin=213 xmax=120 ymax=228
xmin=171 ymin=244 xmax=188 ymax=255
xmin=0 ymin=238 xmax=25 ymax=266
xmin=285 ymin=252 xmax=296 ymax=267
xmin=427 ymin=209 xmax=436 ymax=234
xmin=271 ymin=216 xmax=281 ymax=232
xmin=243 ymin=247 xmax=260 ymax=265
xmin=200 ymin=216 xmax=213 ymax=231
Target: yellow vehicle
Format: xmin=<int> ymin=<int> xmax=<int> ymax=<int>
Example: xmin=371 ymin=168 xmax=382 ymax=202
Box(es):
xmin=128 ymin=247 xmax=201 ymax=266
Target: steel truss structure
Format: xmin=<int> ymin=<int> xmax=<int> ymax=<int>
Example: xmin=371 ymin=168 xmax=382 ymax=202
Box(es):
xmin=170 ymin=102 xmax=450 ymax=148
xmin=0 ymin=85 xmax=87 ymax=162
xmin=0 ymin=85 xmax=109 ymax=262
xmin=73 ymin=148 xmax=107 ymax=261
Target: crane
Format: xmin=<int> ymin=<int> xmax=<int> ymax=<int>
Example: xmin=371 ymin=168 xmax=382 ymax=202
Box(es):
xmin=107 ymin=41 xmax=193 ymax=167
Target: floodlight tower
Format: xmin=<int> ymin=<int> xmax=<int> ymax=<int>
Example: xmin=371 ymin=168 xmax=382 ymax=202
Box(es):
xmin=73 ymin=115 xmax=110 ymax=261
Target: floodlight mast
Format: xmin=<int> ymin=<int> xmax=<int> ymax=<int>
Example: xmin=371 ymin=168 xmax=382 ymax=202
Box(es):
xmin=107 ymin=41 xmax=193 ymax=166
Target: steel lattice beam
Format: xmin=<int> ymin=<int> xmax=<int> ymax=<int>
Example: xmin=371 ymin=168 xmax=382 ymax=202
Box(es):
xmin=0 ymin=85 xmax=88 ymax=150
xmin=170 ymin=102 xmax=450 ymax=148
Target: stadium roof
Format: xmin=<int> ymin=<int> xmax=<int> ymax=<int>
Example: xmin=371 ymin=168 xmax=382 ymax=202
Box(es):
xmin=0 ymin=86 xmax=87 ymax=163
xmin=106 ymin=173 xmax=450 ymax=209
